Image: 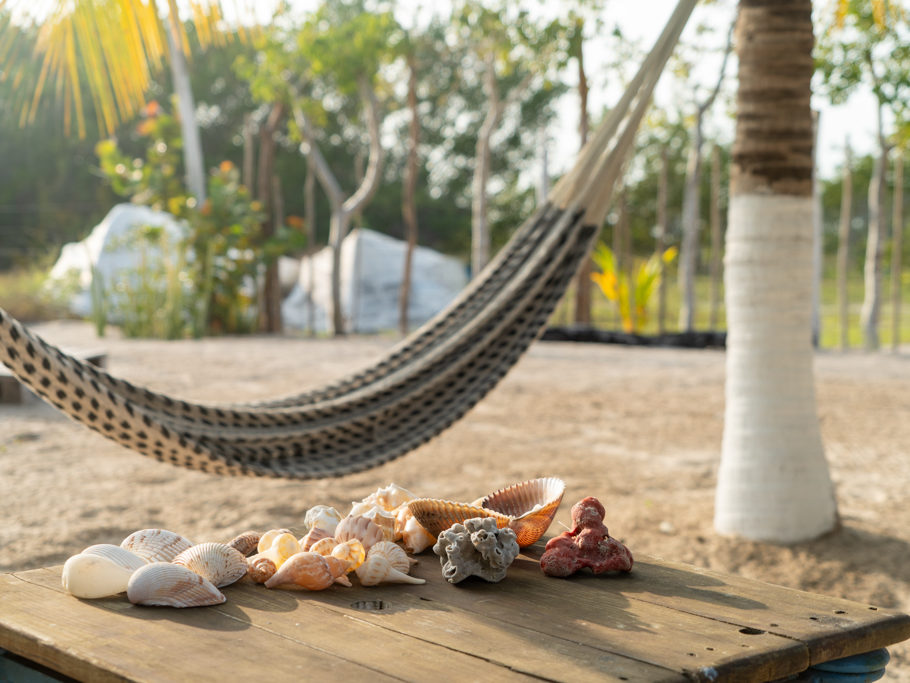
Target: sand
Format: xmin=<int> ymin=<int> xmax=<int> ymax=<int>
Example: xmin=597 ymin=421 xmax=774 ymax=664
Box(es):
xmin=2 ymin=320 xmax=909 ymax=679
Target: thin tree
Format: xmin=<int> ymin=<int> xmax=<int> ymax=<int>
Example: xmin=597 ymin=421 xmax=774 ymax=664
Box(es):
xmin=656 ymin=147 xmax=670 ymax=334
xmin=256 ymin=102 xmax=285 ymax=333
xmin=892 ymin=147 xmax=905 ymax=352
xmin=399 ymin=51 xmax=420 ymax=336
xmin=709 ymin=144 xmax=722 ymax=330
xmin=572 ymin=14 xmax=593 ymax=325
xmin=714 ymin=0 xmax=838 ymax=543
xmin=837 ymin=141 xmax=853 ymax=350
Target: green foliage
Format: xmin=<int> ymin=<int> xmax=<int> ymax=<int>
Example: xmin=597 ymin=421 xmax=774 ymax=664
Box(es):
xmin=0 ymin=265 xmax=74 ymax=323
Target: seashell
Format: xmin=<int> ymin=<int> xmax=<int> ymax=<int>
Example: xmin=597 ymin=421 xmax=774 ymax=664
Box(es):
xmin=264 ymin=552 xmax=351 ymax=590
xmin=433 ymin=517 xmax=520 ymax=584
xmin=247 ymin=556 xmax=277 ymax=584
xmin=303 ymin=506 xmax=342 ymax=536
xmin=299 ymin=526 xmax=332 ymax=551
xmin=257 ymin=528 xmax=293 ymax=554
xmin=251 ymin=532 xmax=299 ymax=569
xmin=81 ymin=544 xmax=147 ymax=572
xmin=173 ymin=542 xmax=248 ymax=588
xmin=356 ymin=504 xmax=397 ymax=542
xmin=374 ymin=483 xmax=417 ymax=511
xmin=478 ymin=477 xmax=566 ymax=547
xmin=121 ymin=529 xmax=193 ymax=563
xmin=309 ymin=536 xmax=339 ymax=556
xmin=227 ymin=531 xmax=260 ymax=557
xmin=408 ymin=499 xmax=511 ymax=539
xmin=127 ymin=562 xmax=225 ymax=607
xmin=539 ymin=497 xmax=633 ymax=578
xmin=367 ymin=541 xmax=412 ymax=574
xmin=62 ymin=553 xmax=135 ymax=598
xmin=330 ymin=538 xmax=366 ymax=572
xmin=335 ymin=515 xmax=384 ymax=552
xmin=355 ymin=554 xmax=425 ymax=587
xmin=397 ymin=506 xmax=436 ymax=554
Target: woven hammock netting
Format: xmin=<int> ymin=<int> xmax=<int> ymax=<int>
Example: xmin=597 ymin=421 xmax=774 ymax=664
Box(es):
xmin=0 ymin=0 xmax=696 ymax=478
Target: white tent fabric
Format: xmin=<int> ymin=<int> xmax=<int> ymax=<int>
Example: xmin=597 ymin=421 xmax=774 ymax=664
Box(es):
xmin=282 ymin=228 xmax=467 ymax=334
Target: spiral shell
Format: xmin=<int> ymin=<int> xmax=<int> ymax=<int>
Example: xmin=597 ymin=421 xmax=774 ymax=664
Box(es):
xmin=121 ymin=529 xmax=193 ymax=563
xmin=264 ymin=552 xmax=351 ymax=590
xmin=299 ymin=526 xmax=332 ymax=551
xmin=309 ymin=537 xmax=339 ymax=556
xmin=172 ymin=542 xmax=248 ymax=588
xmin=355 ymin=553 xmax=425 ymax=587
xmin=227 ymin=531 xmax=260 ymax=557
xmin=330 ymin=538 xmax=366 ymax=572
xmin=251 ymin=532 xmax=299 ymax=569
xmin=62 ymin=553 xmax=135 ymax=598
xmin=375 ymin=483 xmax=417 ymax=511
xmin=247 ymin=556 xmax=277 ymax=584
xmin=304 ymin=506 xmax=342 ymax=535
xmin=257 ymin=528 xmax=293 ymax=554
xmin=358 ymin=505 xmax=398 ymax=541
xmin=335 ymin=515 xmax=384 ymax=552
xmin=127 ymin=562 xmax=225 ymax=607
xmin=368 ymin=541 xmax=411 ymax=574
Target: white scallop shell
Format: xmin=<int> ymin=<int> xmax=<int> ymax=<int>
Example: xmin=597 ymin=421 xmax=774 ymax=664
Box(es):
xmin=127 ymin=562 xmax=225 ymax=607
xmin=304 ymin=506 xmax=342 ymax=535
xmin=121 ymin=529 xmax=193 ymax=563
xmin=355 ymin=555 xmax=425 ymax=587
xmin=172 ymin=542 xmax=248 ymax=588
xmin=62 ymin=553 xmax=135 ymax=598
xmin=81 ymin=544 xmax=147 ymax=571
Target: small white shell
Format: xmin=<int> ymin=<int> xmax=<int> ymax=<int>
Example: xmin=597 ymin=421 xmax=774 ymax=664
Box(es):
xmin=398 ymin=507 xmax=436 ymax=554
xmin=121 ymin=529 xmax=193 ymax=563
xmin=81 ymin=544 xmax=147 ymax=571
xmin=304 ymin=506 xmax=342 ymax=535
xmin=172 ymin=542 xmax=248 ymax=588
xmin=127 ymin=562 xmax=225 ymax=607
xmin=62 ymin=553 xmax=135 ymax=598
xmin=355 ymin=555 xmax=425 ymax=587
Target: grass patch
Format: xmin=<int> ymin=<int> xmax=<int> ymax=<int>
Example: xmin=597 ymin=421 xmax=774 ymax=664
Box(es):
xmin=0 ymin=265 xmax=75 ymax=323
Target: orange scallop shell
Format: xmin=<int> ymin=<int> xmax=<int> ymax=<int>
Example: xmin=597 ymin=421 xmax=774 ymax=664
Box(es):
xmin=408 ymin=477 xmax=565 ymax=548
xmin=408 ymin=477 xmax=566 ymax=548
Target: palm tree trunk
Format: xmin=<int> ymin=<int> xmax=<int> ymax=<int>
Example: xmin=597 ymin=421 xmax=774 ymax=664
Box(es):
xmin=837 ymin=141 xmax=853 ymax=350
xmin=472 ymin=64 xmax=500 ymax=278
xmin=715 ymin=0 xmax=837 ymax=543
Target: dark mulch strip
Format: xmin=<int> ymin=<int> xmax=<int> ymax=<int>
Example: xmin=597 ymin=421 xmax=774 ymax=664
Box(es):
xmin=540 ymin=325 xmax=727 ymax=349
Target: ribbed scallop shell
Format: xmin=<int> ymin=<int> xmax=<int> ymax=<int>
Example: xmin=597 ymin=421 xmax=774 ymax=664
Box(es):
xmin=335 ymin=515 xmax=384 ymax=552
xmin=62 ymin=553 xmax=135 ymax=598
xmin=407 ymin=499 xmax=511 ymax=539
xmin=81 ymin=544 xmax=147 ymax=572
xmin=121 ymin=529 xmax=193 ymax=563
xmin=227 ymin=531 xmax=260 ymax=557
xmin=127 ymin=562 xmax=225 ymax=607
xmin=172 ymin=542 xmax=248 ymax=588
xmin=264 ymin=552 xmax=351 ymax=590
xmin=247 ymin=556 xmax=277 ymax=584
xmin=478 ymin=477 xmax=565 ymax=547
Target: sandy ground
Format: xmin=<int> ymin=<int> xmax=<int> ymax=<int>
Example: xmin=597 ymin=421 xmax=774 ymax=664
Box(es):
xmin=2 ymin=320 xmax=910 ymax=679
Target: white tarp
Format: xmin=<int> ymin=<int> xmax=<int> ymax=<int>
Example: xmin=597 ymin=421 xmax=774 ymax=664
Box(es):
xmin=282 ymin=228 xmax=467 ymax=334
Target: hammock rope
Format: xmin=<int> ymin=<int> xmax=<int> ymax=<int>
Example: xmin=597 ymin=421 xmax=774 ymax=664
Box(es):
xmin=0 ymin=0 xmax=697 ymax=478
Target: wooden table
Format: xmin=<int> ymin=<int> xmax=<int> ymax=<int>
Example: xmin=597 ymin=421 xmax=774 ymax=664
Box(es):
xmin=1 ymin=544 xmax=908 ymax=682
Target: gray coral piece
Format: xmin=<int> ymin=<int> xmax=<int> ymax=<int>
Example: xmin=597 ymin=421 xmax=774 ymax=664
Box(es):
xmin=432 ymin=517 xmax=520 ymax=584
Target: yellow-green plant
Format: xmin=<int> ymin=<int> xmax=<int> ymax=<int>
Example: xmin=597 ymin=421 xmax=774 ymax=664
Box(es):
xmin=590 ymin=243 xmax=678 ymax=333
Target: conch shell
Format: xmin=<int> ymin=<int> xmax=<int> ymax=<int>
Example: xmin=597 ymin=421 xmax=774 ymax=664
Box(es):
xmin=396 ymin=506 xmax=436 ymax=554
xmin=304 ymin=505 xmax=342 ymax=536
xmin=120 ymin=528 xmax=193 ymax=563
xmin=264 ymin=552 xmax=352 ymax=590
xmin=172 ymin=542 xmax=248 ymax=588
xmin=227 ymin=531 xmax=260 ymax=557
xmin=250 ymin=531 xmax=300 ymax=569
xmin=355 ymin=542 xmax=424 ymax=586
xmin=247 ymin=556 xmax=277 ymax=584
xmin=62 ymin=553 xmax=137 ymax=598
xmin=299 ymin=526 xmax=332 ymax=551
xmin=257 ymin=528 xmax=293 ymax=554
xmin=335 ymin=515 xmax=384 ymax=552
xmin=127 ymin=562 xmax=225 ymax=607
xmin=355 ymin=504 xmax=397 ymax=542
xmin=329 ymin=538 xmax=365 ymax=572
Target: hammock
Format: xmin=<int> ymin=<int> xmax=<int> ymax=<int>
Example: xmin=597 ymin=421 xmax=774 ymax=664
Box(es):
xmin=0 ymin=0 xmax=696 ymax=478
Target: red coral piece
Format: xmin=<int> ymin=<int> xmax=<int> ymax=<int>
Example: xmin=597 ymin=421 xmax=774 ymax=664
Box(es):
xmin=539 ymin=496 xmax=633 ymax=577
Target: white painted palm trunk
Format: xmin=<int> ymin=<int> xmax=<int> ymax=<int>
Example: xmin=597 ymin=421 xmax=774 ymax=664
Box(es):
xmin=715 ymin=194 xmax=837 ymax=543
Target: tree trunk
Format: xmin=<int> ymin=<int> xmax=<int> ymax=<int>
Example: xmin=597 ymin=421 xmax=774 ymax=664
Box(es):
xmin=399 ymin=54 xmax=419 ymax=337
xmin=164 ymin=8 xmax=206 ymax=203
xmin=304 ymin=154 xmax=317 ymax=336
xmin=837 ymin=141 xmax=853 ymax=350
xmin=811 ymin=111 xmax=823 ymax=347
xmin=860 ymin=103 xmax=888 ymax=350
xmin=892 ymin=148 xmax=904 ymax=352
xmin=715 ymin=0 xmax=837 ymax=543
xmin=657 ymin=147 xmax=669 ymax=334
xmin=257 ymin=102 xmax=285 ymax=334
xmin=471 ymin=65 xmax=500 ymax=277
xmin=573 ymin=33 xmax=592 ymax=325
xmin=709 ymin=144 xmax=722 ymax=330
xmin=678 ymin=116 xmax=704 ymax=332
xmin=242 ymin=113 xmax=255 ymax=191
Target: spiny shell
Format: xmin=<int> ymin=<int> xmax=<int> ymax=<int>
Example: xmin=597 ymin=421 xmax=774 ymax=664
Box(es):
xmin=356 ymin=504 xmax=397 ymax=542
xmin=299 ymin=526 xmax=331 ymax=551
xmin=304 ymin=506 xmax=342 ymax=535
xmin=247 ymin=556 xmax=277 ymax=584
xmin=368 ymin=541 xmax=411 ymax=574
xmin=335 ymin=515 xmax=384 ymax=552
xmin=397 ymin=506 xmax=436 ymax=554
xmin=355 ymin=555 xmax=425 ymax=587
xmin=173 ymin=542 xmax=248 ymax=588
xmin=374 ymin=483 xmax=417 ymax=511
xmin=121 ymin=529 xmax=193 ymax=563
xmin=330 ymin=538 xmax=366 ymax=572
xmin=407 ymin=499 xmax=511 ymax=539
xmin=227 ymin=531 xmax=260 ymax=557
xmin=478 ymin=477 xmax=566 ymax=547
xmin=81 ymin=544 xmax=147 ymax=572
xmin=127 ymin=562 xmax=225 ymax=607
xmin=264 ymin=552 xmax=351 ymax=590
xmin=62 ymin=553 xmax=135 ymax=598
xmin=257 ymin=528 xmax=293 ymax=554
